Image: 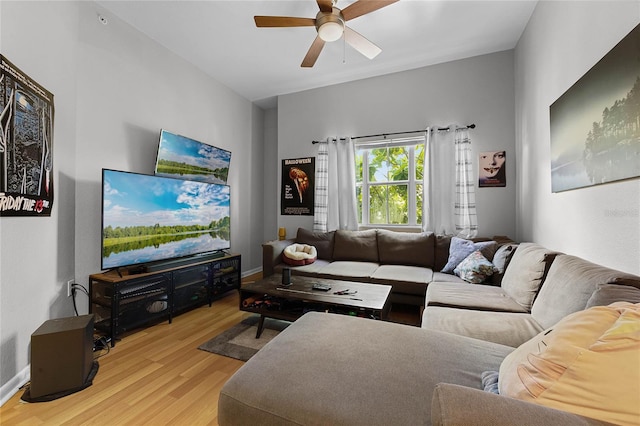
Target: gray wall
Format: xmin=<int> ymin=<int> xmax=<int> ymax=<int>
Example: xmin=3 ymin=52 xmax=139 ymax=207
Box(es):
xmin=276 ymin=50 xmax=517 ymax=240
xmin=514 ymin=1 xmax=640 ymax=275
xmin=0 ymin=0 xmax=264 ymax=401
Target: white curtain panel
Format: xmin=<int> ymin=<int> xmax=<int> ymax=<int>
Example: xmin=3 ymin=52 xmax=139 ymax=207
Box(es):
xmin=422 ymin=127 xmax=455 ymax=234
xmin=327 ymin=137 xmax=359 ymax=231
xmin=312 ymin=138 xmax=330 ymax=232
xmin=454 ymin=129 xmax=478 ymax=238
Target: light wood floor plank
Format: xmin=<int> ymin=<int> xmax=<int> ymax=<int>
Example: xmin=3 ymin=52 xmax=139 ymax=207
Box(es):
xmin=0 ymin=286 xmax=248 ymax=426
xmin=0 ymin=272 xmax=419 ymax=425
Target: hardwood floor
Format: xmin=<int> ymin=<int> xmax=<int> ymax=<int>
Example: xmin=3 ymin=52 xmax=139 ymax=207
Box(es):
xmin=0 ymin=288 xmax=250 ymax=425
xmin=0 ymin=273 xmax=421 ymax=425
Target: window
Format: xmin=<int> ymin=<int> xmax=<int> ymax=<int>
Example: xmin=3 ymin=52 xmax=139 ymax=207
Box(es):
xmin=355 ymin=136 xmax=425 ymax=226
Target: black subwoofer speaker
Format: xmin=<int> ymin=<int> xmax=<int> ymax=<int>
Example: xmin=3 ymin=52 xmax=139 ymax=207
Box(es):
xmin=30 ymin=314 xmax=94 ymax=398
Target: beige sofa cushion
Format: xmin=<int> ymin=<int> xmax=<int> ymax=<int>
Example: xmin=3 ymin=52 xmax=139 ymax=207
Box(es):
xmin=500 ymin=243 xmax=558 ymax=310
xmin=426 ymin=282 xmax=528 ymax=313
xmin=376 ymin=229 xmax=435 ymax=268
xmin=318 ymin=261 xmax=379 ymax=280
xmin=332 ymin=229 xmax=379 ymax=262
xmin=531 ymin=254 xmax=640 ymax=329
xmin=370 ymin=265 xmax=433 ymax=296
xmin=499 ymin=302 xmax=640 ymax=426
xmin=421 ymin=307 xmax=544 ymax=348
xmin=586 ymin=283 xmax=640 ymax=308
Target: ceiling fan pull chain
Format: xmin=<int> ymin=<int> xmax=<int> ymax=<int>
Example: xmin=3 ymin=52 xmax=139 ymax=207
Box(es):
xmin=343 ymin=33 xmax=346 ymax=64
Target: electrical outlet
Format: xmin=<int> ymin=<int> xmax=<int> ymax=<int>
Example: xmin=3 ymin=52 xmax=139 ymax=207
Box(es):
xmin=67 ymin=279 xmax=74 ymax=297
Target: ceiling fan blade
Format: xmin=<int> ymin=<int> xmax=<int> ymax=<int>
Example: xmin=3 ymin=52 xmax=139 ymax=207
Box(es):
xmin=344 ymin=26 xmax=381 ymax=59
xmin=317 ymin=0 xmax=333 ymax=13
xmin=254 ymin=16 xmax=316 ymax=27
xmin=301 ymin=36 xmax=326 ymax=67
xmin=341 ymin=0 xmax=399 ymax=21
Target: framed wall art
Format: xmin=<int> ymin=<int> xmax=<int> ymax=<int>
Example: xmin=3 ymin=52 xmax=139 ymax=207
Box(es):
xmin=479 ymin=150 xmax=506 ymax=187
xmin=281 ymin=157 xmax=314 ymax=215
xmin=550 ymin=23 xmax=640 ymax=193
xmin=0 ymin=55 xmax=55 ymax=216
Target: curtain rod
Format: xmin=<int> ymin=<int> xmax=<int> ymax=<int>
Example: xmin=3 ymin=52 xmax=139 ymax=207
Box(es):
xmin=311 ymin=124 xmax=475 ymax=144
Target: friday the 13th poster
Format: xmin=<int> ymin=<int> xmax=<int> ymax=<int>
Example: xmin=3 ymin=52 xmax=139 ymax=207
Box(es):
xmin=0 ymin=55 xmax=54 ymax=216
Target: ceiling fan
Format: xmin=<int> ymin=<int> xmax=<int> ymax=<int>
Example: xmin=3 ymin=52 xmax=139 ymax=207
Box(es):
xmin=254 ymin=0 xmax=399 ymax=68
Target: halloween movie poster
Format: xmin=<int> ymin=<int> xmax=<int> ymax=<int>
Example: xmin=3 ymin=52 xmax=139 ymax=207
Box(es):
xmin=0 ymin=55 xmax=55 ymax=216
xmin=281 ymin=157 xmax=314 ymax=215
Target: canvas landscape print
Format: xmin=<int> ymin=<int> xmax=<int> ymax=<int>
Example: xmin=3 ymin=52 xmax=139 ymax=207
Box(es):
xmin=550 ymin=23 xmax=640 ymax=193
xmin=155 ymin=130 xmax=231 ymax=184
xmin=102 ymin=170 xmax=230 ymax=270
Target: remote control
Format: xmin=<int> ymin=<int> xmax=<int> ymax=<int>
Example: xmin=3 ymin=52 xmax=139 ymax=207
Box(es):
xmin=312 ymin=283 xmax=331 ymax=291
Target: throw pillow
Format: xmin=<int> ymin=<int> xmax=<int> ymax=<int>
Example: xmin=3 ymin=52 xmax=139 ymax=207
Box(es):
xmin=490 ymin=243 xmax=518 ymax=285
xmin=453 ymin=250 xmax=497 ymax=284
xmin=481 ymin=371 xmax=499 ymax=394
xmin=441 ymin=237 xmax=497 ymax=274
xmin=499 ymin=302 xmax=640 ymax=426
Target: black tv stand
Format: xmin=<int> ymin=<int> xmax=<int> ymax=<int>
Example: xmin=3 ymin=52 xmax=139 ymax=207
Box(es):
xmin=89 ymin=253 xmax=241 ymax=347
xmin=143 ymin=251 xmax=226 ymax=273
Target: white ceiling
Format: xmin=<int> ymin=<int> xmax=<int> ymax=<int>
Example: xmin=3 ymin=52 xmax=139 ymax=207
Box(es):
xmin=97 ymin=0 xmax=538 ymax=108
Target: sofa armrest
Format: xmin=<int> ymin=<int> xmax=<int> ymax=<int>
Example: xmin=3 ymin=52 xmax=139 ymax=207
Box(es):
xmin=262 ymin=239 xmax=295 ymax=277
xmin=431 ymin=383 xmax=611 ymax=426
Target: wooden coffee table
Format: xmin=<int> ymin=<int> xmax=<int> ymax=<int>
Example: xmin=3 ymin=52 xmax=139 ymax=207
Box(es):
xmin=239 ymin=275 xmax=392 ymax=338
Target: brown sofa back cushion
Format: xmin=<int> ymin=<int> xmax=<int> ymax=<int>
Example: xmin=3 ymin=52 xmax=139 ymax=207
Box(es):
xmin=296 ymin=228 xmax=335 ymax=261
xmin=332 ymin=229 xmax=379 ymax=262
xmin=377 ymin=230 xmax=435 ymax=268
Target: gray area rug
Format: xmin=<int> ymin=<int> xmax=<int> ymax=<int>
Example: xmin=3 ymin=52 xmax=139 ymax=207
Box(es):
xmin=198 ymin=315 xmax=290 ymax=361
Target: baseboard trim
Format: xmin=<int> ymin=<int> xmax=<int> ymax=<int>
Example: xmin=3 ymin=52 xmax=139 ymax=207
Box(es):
xmin=0 ymin=365 xmax=29 ymax=407
xmin=242 ymin=267 xmax=262 ymax=279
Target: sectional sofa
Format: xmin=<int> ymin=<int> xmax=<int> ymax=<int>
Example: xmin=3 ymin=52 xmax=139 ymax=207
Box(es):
xmin=262 ymin=228 xmax=512 ymax=306
xmin=219 ymin=229 xmax=640 ymax=425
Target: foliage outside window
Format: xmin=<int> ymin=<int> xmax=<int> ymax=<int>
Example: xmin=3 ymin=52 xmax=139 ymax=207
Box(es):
xmin=355 ymin=136 xmax=425 ymax=227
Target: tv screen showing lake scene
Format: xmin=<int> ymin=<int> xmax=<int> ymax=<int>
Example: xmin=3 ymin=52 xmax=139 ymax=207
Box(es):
xmin=101 ymin=169 xmax=230 ymax=270
xmin=155 ymin=129 xmax=231 ymax=184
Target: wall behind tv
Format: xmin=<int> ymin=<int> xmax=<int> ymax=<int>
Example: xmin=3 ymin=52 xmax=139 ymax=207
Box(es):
xmin=514 ymin=1 xmax=640 ymax=275
xmin=276 ymin=50 xmax=517 ymax=239
xmin=0 ymin=1 xmax=265 ymax=401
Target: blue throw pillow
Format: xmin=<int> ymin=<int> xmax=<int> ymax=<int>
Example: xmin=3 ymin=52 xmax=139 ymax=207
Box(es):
xmin=441 ymin=237 xmax=497 ymax=274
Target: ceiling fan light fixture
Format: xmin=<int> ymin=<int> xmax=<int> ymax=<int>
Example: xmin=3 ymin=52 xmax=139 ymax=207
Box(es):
xmin=316 ymin=11 xmax=344 ymax=42
xmin=318 ymin=21 xmax=343 ymax=41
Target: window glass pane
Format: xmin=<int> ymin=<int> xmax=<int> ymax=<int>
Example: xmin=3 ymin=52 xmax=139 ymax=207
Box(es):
xmin=355 ymin=149 xmax=364 ymax=183
xmin=356 ymin=185 xmax=362 ymax=223
xmin=415 ymin=144 xmax=425 ymax=180
xmin=369 ymin=185 xmax=387 ymax=224
xmin=416 ymin=184 xmax=423 ymax=225
xmin=388 ymin=147 xmax=409 ymax=181
xmin=389 ymin=184 xmax=408 ymax=224
xmin=368 ymin=148 xmax=388 ymax=182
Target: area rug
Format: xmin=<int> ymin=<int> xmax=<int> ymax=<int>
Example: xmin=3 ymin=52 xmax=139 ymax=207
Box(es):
xmin=198 ymin=315 xmax=290 ymax=361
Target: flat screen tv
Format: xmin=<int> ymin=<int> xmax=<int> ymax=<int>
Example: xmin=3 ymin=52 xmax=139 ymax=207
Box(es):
xmin=101 ymin=169 xmax=230 ymax=270
xmin=154 ymin=129 xmax=231 ymax=184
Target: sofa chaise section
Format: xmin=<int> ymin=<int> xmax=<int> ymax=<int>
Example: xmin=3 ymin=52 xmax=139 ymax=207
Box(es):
xmin=219 ymin=311 xmax=617 ymax=426
xmin=218 ymin=312 xmax=513 ymax=426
